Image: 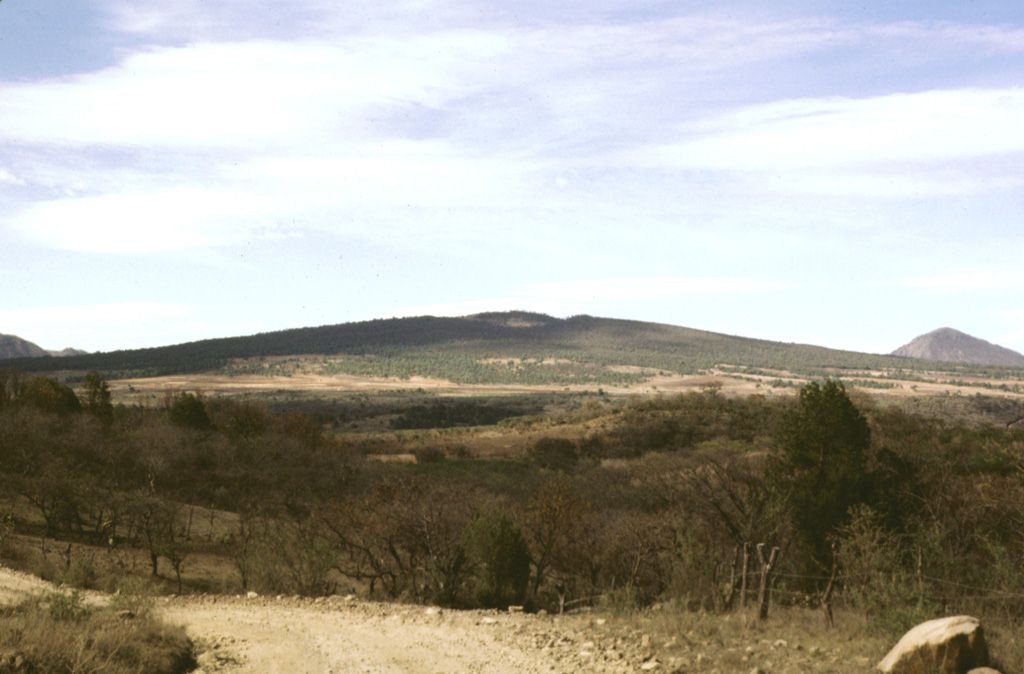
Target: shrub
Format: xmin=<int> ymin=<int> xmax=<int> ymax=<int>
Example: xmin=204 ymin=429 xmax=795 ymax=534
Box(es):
xmin=463 ymin=509 xmax=531 ymax=609
xmin=837 ymin=505 xmax=937 ymax=637
xmin=44 ymin=589 xmax=91 ymax=622
xmin=110 ymin=576 xmax=161 ymax=618
xmin=59 ymin=557 xmax=99 ymax=590
xmin=528 ymin=437 xmax=578 ymax=471
xmin=414 ymin=447 xmax=446 ymax=464
xmin=167 ymin=392 xmax=212 ymax=430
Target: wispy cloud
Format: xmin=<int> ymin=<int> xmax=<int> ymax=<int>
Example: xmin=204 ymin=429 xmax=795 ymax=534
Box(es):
xmin=10 ymin=190 xmax=297 ymax=253
xmin=629 ymin=88 xmax=1024 ymax=196
xmin=0 ymin=168 xmax=24 ymax=185
xmin=896 ymin=267 xmax=1024 ymax=292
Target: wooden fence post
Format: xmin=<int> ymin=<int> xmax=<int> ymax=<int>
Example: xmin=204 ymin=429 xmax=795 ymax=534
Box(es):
xmin=721 ymin=545 xmax=740 ymax=610
xmin=756 ymin=543 xmax=779 ymax=622
xmin=822 ymin=542 xmax=839 ymax=628
xmin=740 ymin=542 xmax=750 ymax=609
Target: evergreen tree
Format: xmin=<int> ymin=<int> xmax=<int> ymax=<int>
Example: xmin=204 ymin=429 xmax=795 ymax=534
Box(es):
xmin=767 ymin=380 xmax=871 ymax=568
xmin=82 ymin=371 xmax=113 ymax=424
xmin=167 ymin=392 xmax=212 ymax=430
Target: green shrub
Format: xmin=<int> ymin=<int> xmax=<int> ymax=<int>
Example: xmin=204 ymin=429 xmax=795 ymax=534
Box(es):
xmin=44 ymin=589 xmax=91 ymax=622
xmin=59 ymin=557 xmax=99 ymax=590
xmin=110 ymin=576 xmax=161 ymax=617
xmin=464 ymin=509 xmax=531 ymax=609
xmin=837 ymin=505 xmax=938 ymax=637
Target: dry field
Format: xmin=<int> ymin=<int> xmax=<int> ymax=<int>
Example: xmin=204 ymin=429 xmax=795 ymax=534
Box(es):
xmin=112 ymin=367 xmax=1024 ymax=402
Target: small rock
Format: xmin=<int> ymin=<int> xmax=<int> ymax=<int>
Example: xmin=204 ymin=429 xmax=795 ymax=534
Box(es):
xmin=245 ymin=591 xmax=258 ymax=599
xmin=773 ymin=639 xmax=788 ymax=649
xmin=508 ymin=605 xmax=524 ymax=613
xmin=640 ymin=659 xmax=660 ymax=670
xmin=481 ymin=617 xmax=498 ymax=625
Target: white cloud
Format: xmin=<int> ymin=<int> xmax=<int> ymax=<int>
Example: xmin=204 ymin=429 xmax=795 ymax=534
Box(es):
xmin=623 ymin=87 xmax=1024 ymax=197
xmin=896 ymin=267 xmax=1024 ymax=293
xmin=0 ymin=168 xmax=24 ymax=185
xmin=0 ymin=36 xmax=487 ymax=150
xmin=638 ymin=88 xmax=1024 ymax=169
xmin=10 ymin=189 xmax=293 ymax=253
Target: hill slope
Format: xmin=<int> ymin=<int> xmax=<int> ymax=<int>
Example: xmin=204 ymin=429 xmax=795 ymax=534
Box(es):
xmin=891 ymin=328 xmax=1024 ymax=367
xmin=4 ymin=311 xmax=938 ymax=380
xmin=0 ymin=334 xmax=48 ymax=360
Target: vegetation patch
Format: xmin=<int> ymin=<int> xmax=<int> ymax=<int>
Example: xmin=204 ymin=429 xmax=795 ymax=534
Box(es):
xmin=0 ymin=591 xmax=195 ymax=674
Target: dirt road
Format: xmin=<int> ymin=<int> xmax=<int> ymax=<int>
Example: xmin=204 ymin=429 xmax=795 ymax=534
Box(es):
xmin=160 ymin=594 xmax=643 ymax=674
xmin=0 ymin=568 xmax=646 ymax=674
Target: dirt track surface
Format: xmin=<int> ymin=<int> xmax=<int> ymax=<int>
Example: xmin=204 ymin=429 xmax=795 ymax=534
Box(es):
xmin=0 ymin=569 xmax=647 ymax=674
xmin=160 ymin=594 xmax=644 ymax=674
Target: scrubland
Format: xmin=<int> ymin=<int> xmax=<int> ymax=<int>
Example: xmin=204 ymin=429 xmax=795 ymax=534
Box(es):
xmin=2 ymin=366 xmax=1024 ymax=672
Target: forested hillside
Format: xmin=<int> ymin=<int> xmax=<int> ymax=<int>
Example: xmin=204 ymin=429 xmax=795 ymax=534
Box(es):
xmin=9 ymin=312 xmax=1024 ymax=385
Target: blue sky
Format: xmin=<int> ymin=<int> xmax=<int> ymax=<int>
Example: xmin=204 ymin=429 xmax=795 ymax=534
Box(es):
xmin=1 ymin=0 xmax=1023 ymax=356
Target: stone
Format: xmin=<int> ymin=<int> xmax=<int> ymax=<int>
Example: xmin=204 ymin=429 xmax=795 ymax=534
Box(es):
xmin=877 ymin=616 xmax=989 ymax=674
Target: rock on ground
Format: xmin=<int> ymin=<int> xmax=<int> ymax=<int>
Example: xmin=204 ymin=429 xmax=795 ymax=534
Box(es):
xmin=877 ymin=616 xmax=989 ymax=674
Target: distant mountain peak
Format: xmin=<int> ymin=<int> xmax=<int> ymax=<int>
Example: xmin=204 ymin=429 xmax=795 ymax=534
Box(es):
xmin=892 ymin=328 xmax=1024 ymax=367
xmin=0 ymin=333 xmax=49 ymax=360
xmin=0 ymin=334 xmax=86 ymax=360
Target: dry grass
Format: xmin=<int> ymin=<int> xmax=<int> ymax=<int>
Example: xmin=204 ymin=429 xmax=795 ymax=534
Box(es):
xmin=595 ymin=602 xmax=1024 ymax=674
xmin=600 ymin=604 xmax=894 ymax=674
xmin=0 ymin=590 xmax=196 ymax=674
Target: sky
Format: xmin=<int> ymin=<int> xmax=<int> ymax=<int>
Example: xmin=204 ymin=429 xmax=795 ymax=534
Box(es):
xmin=1 ymin=1 xmax=1023 ymax=356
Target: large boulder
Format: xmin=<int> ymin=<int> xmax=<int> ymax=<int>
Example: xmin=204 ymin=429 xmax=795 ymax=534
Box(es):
xmin=877 ymin=616 xmax=990 ymax=674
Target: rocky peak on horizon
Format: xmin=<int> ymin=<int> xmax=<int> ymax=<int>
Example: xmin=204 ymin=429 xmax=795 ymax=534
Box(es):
xmin=0 ymin=334 xmax=86 ymax=360
xmin=892 ymin=327 xmax=1024 ymax=368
